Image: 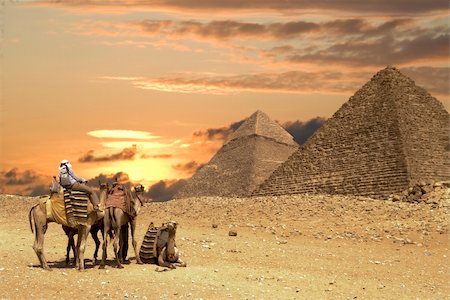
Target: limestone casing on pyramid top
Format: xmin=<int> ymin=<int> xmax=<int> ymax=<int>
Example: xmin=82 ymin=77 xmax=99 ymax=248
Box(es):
xmin=225 ymin=110 xmax=297 ymax=146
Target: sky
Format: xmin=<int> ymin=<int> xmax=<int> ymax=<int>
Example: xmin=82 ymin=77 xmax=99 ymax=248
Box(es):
xmin=1 ymin=0 xmax=449 ymax=197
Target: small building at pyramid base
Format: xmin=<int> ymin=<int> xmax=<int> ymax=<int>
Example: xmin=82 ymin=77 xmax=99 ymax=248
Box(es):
xmin=175 ymin=110 xmax=298 ymax=198
xmin=254 ymin=66 xmax=450 ymax=199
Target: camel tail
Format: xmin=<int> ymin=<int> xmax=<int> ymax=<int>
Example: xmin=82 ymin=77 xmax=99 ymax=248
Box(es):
xmin=29 ymin=204 xmax=38 ymax=234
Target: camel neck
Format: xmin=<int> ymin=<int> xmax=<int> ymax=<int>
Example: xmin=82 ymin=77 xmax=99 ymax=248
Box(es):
xmin=167 ymin=230 xmax=176 ymax=249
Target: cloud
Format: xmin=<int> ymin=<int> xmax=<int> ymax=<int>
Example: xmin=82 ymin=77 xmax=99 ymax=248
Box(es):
xmin=284 ymin=28 xmax=449 ymax=67
xmin=35 ymin=1 xmax=448 ymax=14
xmin=78 ymin=145 xmax=138 ymax=163
xmin=105 ymin=70 xmax=364 ymax=95
xmin=0 ymin=168 xmax=51 ymax=196
xmin=140 ymin=153 xmax=173 ymax=159
xmin=401 ymin=66 xmax=450 ymax=96
xmin=75 ymin=18 xmax=415 ymax=43
xmin=87 ymin=129 xmax=160 ymax=139
xmin=193 ymin=119 xmax=245 ymax=141
xmin=144 ymin=179 xmax=187 ymax=202
xmin=132 ymin=18 xmax=415 ymax=41
xmin=172 ymin=161 xmax=205 ymax=175
xmin=282 ymin=118 xmax=327 ymax=145
xmin=3 ymin=168 xmax=39 ymax=185
xmin=85 ymin=171 xmax=132 ymax=187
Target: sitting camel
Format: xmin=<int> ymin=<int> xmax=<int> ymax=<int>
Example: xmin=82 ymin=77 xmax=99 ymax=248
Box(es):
xmin=158 ymin=221 xmax=187 ymax=269
xmin=100 ymin=184 xmax=145 ymax=269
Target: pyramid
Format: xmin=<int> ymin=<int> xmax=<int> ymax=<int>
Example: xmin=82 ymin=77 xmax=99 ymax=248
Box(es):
xmin=255 ymin=66 xmax=450 ymax=199
xmin=175 ymin=110 xmax=298 ymax=198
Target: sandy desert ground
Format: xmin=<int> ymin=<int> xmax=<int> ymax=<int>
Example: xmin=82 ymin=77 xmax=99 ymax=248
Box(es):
xmin=0 ymin=191 xmax=448 ymax=299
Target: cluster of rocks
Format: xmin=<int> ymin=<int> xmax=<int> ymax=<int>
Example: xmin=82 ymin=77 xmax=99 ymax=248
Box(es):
xmin=388 ymin=181 xmax=450 ymax=207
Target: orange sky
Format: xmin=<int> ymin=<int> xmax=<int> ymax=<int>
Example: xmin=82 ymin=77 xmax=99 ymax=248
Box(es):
xmin=1 ymin=1 xmax=449 ymax=195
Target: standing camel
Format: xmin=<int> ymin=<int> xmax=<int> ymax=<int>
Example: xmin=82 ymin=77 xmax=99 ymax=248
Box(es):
xmin=99 ymin=184 xmax=145 ymax=269
xmin=28 ymin=183 xmax=108 ymax=270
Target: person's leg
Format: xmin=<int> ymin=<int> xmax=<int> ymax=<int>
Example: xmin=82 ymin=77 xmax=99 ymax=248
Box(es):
xmin=119 ymin=223 xmax=129 ymax=262
xmin=71 ymin=182 xmax=100 ymax=208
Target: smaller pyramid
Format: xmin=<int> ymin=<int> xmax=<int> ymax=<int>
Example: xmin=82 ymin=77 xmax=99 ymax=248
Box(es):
xmin=175 ymin=110 xmax=298 ymax=198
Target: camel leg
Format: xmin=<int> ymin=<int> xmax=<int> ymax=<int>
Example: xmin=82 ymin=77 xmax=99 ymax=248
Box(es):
xmin=77 ymin=226 xmax=90 ymax=271
xmin=173 ymin=249 xmax=187 ymax=267
xmin=130 ymin=219 xmax=143 ymax=264
xmin=65 ymin=235 xmax=71 ymax=266
xmin=91 ymin=228 xmax=100 ymax=265
xmin=31 ymin=207 xmax=51 ymax=270
xmin=67 ymin=232 xmax=77 ymax=266
xmin=158 ymin=247 xmax=175 ymax=269
xmin=99 ymin=212 xmax=110 ymax=269
xmin=112 ymin=222 xmax=123 ymax=269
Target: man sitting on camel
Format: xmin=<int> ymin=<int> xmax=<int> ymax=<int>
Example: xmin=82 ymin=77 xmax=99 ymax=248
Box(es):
xmin=58 ymin=159 xmax=102 ymax=212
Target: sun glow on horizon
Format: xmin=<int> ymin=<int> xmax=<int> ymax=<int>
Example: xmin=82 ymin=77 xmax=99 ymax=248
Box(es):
xmin=87 ymin=129 xmax=161 ymax=140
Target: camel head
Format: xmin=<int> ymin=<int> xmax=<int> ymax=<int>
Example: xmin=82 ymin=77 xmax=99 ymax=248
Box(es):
xmin=131 ymin=184 xmax=145 ymax=215
xmin=99 ymin=181 xmax=110 ymax=191
xmin=134 ymin=184 xmax=145 ymax=194
xmin=164 ymin=221 xmax=178 ymax=233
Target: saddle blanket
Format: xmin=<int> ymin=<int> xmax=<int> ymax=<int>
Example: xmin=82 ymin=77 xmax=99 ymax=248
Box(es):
xmin=63 ymin=189 xmax=92 ymax=226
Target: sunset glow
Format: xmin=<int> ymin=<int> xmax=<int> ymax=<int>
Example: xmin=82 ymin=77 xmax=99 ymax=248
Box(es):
xmin=1 ymin=1 xmax=448 ymax=196
xmin=88 ymin=130 xmax=161 ymax=140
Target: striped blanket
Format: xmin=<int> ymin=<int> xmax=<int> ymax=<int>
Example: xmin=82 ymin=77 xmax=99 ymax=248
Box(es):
xmin=63 ymin=189 xmax=92 ymax=226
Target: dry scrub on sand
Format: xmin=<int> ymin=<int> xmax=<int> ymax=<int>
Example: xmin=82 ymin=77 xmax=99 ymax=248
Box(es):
xmin=0 ymin=191 xmax=448 ymax=299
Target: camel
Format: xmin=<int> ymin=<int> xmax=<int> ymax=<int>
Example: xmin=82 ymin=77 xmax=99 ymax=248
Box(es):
xmin=99 ymin=184 xmax=145 ymax=269
xmin=28 ymin=183 xmax=107 ymax=270
xmin=157 ymin=221 xmax=187 ymax=269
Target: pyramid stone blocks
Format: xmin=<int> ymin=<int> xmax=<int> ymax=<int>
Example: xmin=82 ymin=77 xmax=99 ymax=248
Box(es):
xmin=175 ymin=110 xmax=298 ymax=198
xmin=255 ymin=67 xmax=450 ymax=199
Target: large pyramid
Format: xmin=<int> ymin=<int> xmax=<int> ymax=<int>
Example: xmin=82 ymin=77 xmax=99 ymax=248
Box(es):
xmin=255 ymin=66 xmax=450 ymax=199
xmin=175 ymin=110 xmax=298 ymax=198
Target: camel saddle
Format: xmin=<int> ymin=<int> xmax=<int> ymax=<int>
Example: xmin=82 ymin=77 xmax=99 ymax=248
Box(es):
xmin=139 ymin=222 xmax=169 ymax=264
xmin=62 ymin=188 xmax=92 ymax=226
xmin=105 ymin=183 xmax=134 ymax=216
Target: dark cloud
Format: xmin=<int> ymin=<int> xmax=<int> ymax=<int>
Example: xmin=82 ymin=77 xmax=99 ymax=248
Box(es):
xmin=144 ymin=179 xmax=187 ymax=202
xmin=192 ymin=115 xmax=326 ymax=146
xmin=172 ymin=161 xmax=205 ymax=174
xmin=39 ymin=0 xmax=448 ymax=14
xmin=285 ymin=28 xmax=449 ymax=67
xmin=401 ymin=66 xmax=450 ymax=96
xmin=29 ymin=185 xmax=49 ymax=197
xmin=282 ymin=118 xmax=327 ymax=145
xmin=85 ymin=171 xmax=132 ymax=188
xmin=134 ymin=18 xmax=413 ymax=41
xmin=193 ymin=119 xmax=245 ymax=141
xmin=78 ymin=145 xmax=138 ymax=163
xmin=3 ymin=168 xmax=39 ymax=185
xmin=0 ymin=168 xmax=51 ymax=196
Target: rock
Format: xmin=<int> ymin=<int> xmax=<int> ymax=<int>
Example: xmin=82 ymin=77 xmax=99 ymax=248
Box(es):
xmin=212 ymin=224 xmax=218 ymax=228
xmin=392 ymin=195 xmax=402 ymax=202
xmin=228 ymin=230 xmax=237 ymax=236
xmin=421 ymin=185 xmax=434 ymax=194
